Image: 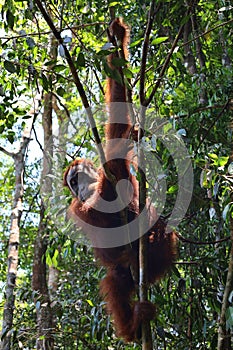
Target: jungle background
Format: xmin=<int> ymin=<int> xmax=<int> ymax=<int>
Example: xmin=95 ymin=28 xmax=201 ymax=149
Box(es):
xmin=0 ymin=0 xmax=233 ymax=349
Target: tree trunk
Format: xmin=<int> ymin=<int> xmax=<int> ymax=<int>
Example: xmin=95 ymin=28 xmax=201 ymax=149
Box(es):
xmin=0 ymin=118 xmax=34 ymax=350
xmin=138 ymin=106 xmax=153 ymax=350
xmin=32 ymin=92 xmax=54 ymax=350
xmin=190 ymin=9 xmax=208 ymax=105
xmin=217 ymin=117 xmax=233 ymax=350
xmin=217 ymin=225 xmax=233 ymax=350
xmin=183 ymin=19 xmax=197 ymax=76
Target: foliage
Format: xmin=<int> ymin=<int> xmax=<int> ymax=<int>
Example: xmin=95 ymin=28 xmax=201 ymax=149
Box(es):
xmin=0 ymin=0 xmax=233 ymax=349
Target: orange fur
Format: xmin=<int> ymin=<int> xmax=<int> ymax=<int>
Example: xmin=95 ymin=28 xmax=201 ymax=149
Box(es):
xmin=64 ymin=18 xmax=177 ymax=343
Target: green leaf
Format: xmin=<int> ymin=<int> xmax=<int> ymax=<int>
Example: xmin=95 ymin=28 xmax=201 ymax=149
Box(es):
xmin=104 ymin=62 xmax=122 ymax=84
xmin=52 ymin=249 xmax=59 ymax=268
xmin=111 ymin=57 xmax=127 ymax=67
xmin=86 ymin=299 xmax=94 ymax=306
xmin=76 ymin=52 xmax=85 ymax=67
xmin=7 ymin=130 xmax=15 ymax=144
xmin=44 ymin=59 xmax=57 ymax=67
xmin=23 ymin=115 xmax=33 ymax=119
xmin=136 ymin=171 xmax=141 ymax=182
xmin=4 ymin=60 xmax=16 ymax=73
xmin=163 ymin=122 xmax=172 ymax=134
xmin=122 ymin=67 xmax=133 ymax=79
xmin=167 ymin=184 xmax=178 ymax=194
xmin=175 ymin=87 xmax=185 ymax=99
xmin=208 ymin=153 xmax=218 ymax=160
xmin=54 ymin=64 xmax=67 ymax=73
xmin=218 ymin=156 xmax=229 ymax=167
xmin=6 ymin=10 xmax=14 ymax=29
xmin=96 ymin=49 xmax=111 ymax=57
xmin=41 ymin=73 xmax=49 ymax=91
xmin=109 ymin=1 xmax=119 ymax=6
xmin=130 ymin=38 xmax=143 ymax=48
xmin=46 ymin=253 xmax=53 ymax=266
xmin=200 ymin=169 xmax=208 ymax=188
xmin=151 ymin=36 xmax=168 ymax=45
xmin=57 ymin=87 xmax=66 ymax=97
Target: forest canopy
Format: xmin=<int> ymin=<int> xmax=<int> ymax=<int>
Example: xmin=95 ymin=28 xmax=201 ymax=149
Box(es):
xmin=0 ymin=1 xmax=233 ymax=349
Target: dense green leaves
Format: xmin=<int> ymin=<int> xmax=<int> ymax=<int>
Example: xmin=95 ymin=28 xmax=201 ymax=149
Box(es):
xmin=0 ymin=0 xmax=232 ymax=349
xmin=6 ymin=10 xmax=14 ymax=30
xmin=3 ymin=60 xmax=16 ymax=73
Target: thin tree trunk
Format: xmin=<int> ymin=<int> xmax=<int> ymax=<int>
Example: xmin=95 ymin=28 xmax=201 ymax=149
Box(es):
xmin=183 ymin=19 xmax=197 ymax=76
xmin=32 ymin=92 xmax=54 ymax=350
xmin=217 ymin=117 xmax=233 ymax=350
xmin=139 ymin=233 xmax=153 ymax=350
xmin=47 ymin=96 xmax=69 ymax=295
xmin=138 ymin=4 xmax=157 ymax=347
xmin=0 ymin=117 xmax=35 ymax=350
xmin=31 ymin=29 xmax=58 ymax=349
xmin=138 ymin=106 xmax=153 ymax=350
xmin=218 ymin=9 xmax=231 ymax=70
xmin=216 ymin=9 xmax=232 ymax=348
xmin=190 ymin=9 xmax=208 ymax=105
xmin=187 ymin=247 xmax=194 ymax=350
xmin=217 ymin=222 xmax=233 ymax=349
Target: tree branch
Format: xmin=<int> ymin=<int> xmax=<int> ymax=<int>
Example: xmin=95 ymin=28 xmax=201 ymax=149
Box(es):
xmin=34 ymin=0 xmax=107 ymax=169
xmin=176 ymin=232 xmax=231 ymax=245
xmin=142 ymin=4 xmax=195 ymax=107
xmin=145 ymin=19 xmax=186 ymax=107
xmin=0 ymin=146 xmax=14 ymax=157
xmin=140 ymin=1 xmax=161 ymax=105
xmin=0 ymin=22 xmax=106 ymax=45
xmin=194 ymin=100 xmax=230 ymax=155
xmin=181 ymin=18 xmax=233 ymax=49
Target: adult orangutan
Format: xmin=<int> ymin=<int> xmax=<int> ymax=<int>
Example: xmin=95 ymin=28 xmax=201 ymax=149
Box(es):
xmin=64 ymin=18 xmax=177 ymax=342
